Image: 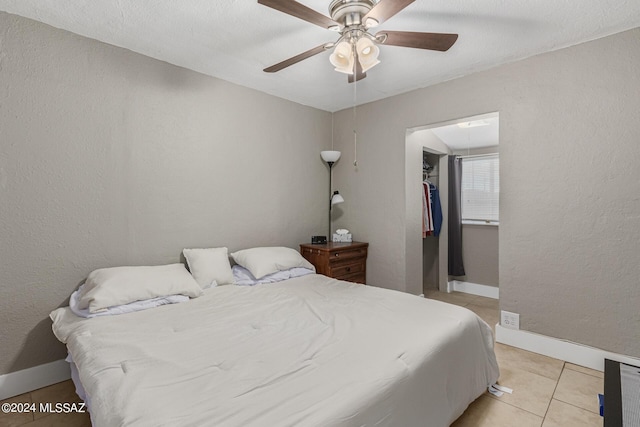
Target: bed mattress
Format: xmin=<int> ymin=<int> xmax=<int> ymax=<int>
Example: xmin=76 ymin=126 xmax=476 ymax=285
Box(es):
xmin=51 ymin=274 xmax=499 ymax=427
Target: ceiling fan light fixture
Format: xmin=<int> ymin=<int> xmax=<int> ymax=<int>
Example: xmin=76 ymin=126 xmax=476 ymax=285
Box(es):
xmin=356 ymin=37 xmax=380 ymax=72
xmin=359 ymin=58 xmax=380 ymax=73
xmin=329 ymin=41 xmax=355 ymax=74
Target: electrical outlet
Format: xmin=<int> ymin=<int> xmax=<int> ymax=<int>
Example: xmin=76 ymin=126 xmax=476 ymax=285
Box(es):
xmin=501 ymin=310 xmax=520 ymax=330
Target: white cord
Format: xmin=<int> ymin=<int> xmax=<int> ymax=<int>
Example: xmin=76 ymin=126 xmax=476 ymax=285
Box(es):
xmin=331 ymin=114 xmax=334 ymax=150
xmin=353 ymin=137 xmax=358 ymax=167
xmin=353 ymin=70 xmax=358 ymax=167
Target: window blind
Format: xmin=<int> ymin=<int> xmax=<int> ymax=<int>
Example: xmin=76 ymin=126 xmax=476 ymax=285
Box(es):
xmin=461 ymin=154 xmax=499 ymax=222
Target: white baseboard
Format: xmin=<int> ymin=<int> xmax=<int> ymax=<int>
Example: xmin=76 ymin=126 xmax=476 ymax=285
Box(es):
xmin=447 ymin=280 xmax=499 ymax=299
xmin=0 ymin=359 xmax=70 ymax=400
xmin=496 ymin=325 xmax=640 ymax=372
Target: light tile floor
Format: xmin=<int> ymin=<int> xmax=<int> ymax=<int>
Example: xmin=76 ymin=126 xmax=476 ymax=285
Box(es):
xmin=1 ymin=290 xmax=604 ymax=427
xmin=426 ymin=289 xmax=604 ymax=427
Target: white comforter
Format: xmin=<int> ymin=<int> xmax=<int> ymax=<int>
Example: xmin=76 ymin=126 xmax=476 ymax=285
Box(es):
xmin=50 ymin=274 xmax=499 ymax=427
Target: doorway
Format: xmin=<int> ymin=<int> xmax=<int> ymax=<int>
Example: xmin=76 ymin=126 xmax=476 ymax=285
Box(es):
xmin=405 ymin=112 xmax=499 ymax=297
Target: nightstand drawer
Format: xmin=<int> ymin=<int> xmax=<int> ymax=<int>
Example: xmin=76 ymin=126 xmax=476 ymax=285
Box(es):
xmin=300 ymin=242 xmax=368 ymax=284
xmin=337 ymin=272 xmax=366 ymax=284
xmin=330 ymin=261 xmax=364 ymax=277
xmin=328 ymin=248 xmax=367 ymax=263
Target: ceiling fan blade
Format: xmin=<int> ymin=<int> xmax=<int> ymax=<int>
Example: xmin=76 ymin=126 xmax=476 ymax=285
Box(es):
xmin=348 ymin=60 xmax=367 ymax=83
xmin=258 ymin=0 xmax=339 ymax=29
xmin=363 ymin=0 xmax=415 ymax=26
xmin=377 ymin=31 xmax=458 ymax=51
xmin=264 ymin=44 xmax=330 ymax=73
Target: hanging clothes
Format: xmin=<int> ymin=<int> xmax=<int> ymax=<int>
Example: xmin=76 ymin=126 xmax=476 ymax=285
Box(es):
xmin=422 ymin=182 xmax=428 ymax=237
xmin=422 ymin=181 xmax=442 ymax=238
xmin=422 ymin=181 xmax=443 ymax=237
xmin=429 ymin=182 xmax=443 ymax=237
xmin=422 ymin=182 xmax=434 ymax=237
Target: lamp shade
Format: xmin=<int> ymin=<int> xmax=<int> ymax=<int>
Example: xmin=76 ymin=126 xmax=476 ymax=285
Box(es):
xmin=321 ymin=150 xmax=341 ymax=163
xmin=329 ymin=41 xmax=355 ymax=74
xmin=331 ymin=191 xmax=344 ymax=205
xmin=356 ymin=38 xmax=380 ymax=73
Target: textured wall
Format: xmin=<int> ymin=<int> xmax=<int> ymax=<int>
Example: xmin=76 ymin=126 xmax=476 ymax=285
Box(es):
xmin=424 ymin=225 xmax=500 ymax=290
xmin=0 ymin=12 xmax=331 ymax=375
xmin=333 ymin=27 xmax=640 ymax=357
xmin=459 ymin=225 xmax=499 ymax=287
xmin=454 ymin=146 xmax=500 ymax=287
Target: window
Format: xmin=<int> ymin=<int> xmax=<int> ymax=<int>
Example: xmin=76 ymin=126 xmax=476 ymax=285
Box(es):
xmin=461 ymin=154 xmax=499 ymax=223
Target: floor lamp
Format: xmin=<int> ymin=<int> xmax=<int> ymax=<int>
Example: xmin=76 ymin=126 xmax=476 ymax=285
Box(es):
xmin=321 ymin=151 xmax=344 ymax=239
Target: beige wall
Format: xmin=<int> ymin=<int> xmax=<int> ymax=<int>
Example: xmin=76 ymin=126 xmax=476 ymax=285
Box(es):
xmin=455 ymin=146 xmax=500 ymax=288
xmin=333 ymin=27 xmax=640 ymax=357
xmin=459 ymin=225 xmax=499 ymax=287
xmin=0 ymin=12 xmax=331 ymax=375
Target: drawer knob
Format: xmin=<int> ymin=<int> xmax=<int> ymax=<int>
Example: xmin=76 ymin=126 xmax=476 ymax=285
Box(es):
xmin=346 ymin=267 xmax=351 ymax=272
xmin=334 ymin=253 xmax=339 ymax=257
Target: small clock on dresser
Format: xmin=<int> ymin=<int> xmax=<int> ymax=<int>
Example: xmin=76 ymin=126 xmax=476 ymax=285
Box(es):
xmin=299 ymin=241 xmax=368 ymax=284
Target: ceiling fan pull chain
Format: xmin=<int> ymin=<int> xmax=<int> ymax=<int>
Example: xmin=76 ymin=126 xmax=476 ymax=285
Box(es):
xmin=353 ymin=70 xmax=358 ymax=167
xmin=331 ymin=114 xmax=335 ymax=150
xmin=354 ymin=129 xmax=358 ymax=167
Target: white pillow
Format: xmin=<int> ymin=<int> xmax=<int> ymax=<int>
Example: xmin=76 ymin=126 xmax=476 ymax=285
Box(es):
xmin=230 ymin=246 xmax=315 ymax=279
xmin=69 ymin=283 xmax=189 ymax=318
xmin=77 ymin=264 xmax=202 ymax=313
xmin=183 ymin=247 xmax=234 ymax=288
xmin=232 ymin=265 xmax=315 ymax=286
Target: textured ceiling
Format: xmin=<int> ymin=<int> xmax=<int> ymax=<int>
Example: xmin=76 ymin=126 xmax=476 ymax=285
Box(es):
xmin=1 ymin=1 xmax=639 ymax=112
xmin=431 ymin=115 xmax=499 ymax=151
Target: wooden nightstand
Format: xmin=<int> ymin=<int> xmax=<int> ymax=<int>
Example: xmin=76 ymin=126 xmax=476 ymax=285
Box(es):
xmin=300 ymin=242 xmax=368 ymax=284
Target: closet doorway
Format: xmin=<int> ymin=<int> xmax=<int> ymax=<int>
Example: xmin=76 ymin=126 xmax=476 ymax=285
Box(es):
xmin=405 ymin=112 xmax=499 ymax=298
xmin=422 ymin=149 xmax=447 ymax=292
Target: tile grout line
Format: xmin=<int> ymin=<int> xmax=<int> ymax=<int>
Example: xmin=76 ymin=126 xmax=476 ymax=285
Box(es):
xmin=551 ymin=396 xmax=601 ymax=416
xmin=541 ymin=362 xmax=566 ymax=423
xmin=563 ymin=366 xmax=604 ymax=379
xmin=553 ymin=366 xmax=603 ymax=415
xmin=27 ymin=389 xmax=37 ymax=425
xmin=484 ymin=392 xmax=546 ymax=420
xmin=483 ymin=361 xmax=565 ymax=422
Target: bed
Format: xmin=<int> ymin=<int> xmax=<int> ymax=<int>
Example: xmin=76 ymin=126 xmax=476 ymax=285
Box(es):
xmin=51 ymin=272 xmax=498 ymax=427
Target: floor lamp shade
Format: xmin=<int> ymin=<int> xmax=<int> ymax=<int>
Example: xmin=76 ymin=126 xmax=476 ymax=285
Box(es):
xmin=321 ymin=151 xmax=341 ymax=163
xmin=331 ymin=191 xmax=344 ymax=205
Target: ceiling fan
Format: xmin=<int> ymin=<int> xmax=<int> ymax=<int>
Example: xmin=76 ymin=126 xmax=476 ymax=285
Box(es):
xmin=258 ymin=0 xmax=458 ymax=83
